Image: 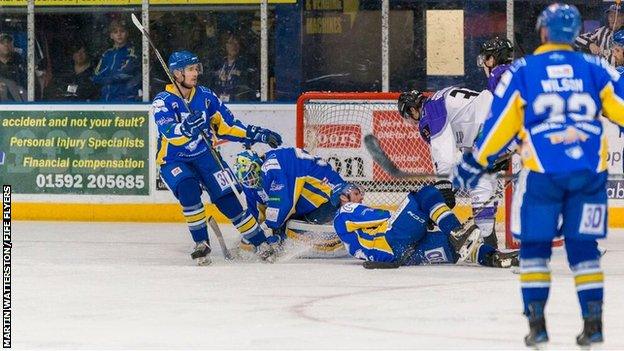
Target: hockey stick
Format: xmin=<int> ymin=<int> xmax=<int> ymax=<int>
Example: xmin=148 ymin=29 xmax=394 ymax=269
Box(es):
xmin=365 ymin=133 xmax=624 ymax=180
xmin=364 ymin=134 xmax=515 ymax=180
xmin=363 ymin=134 xmax=449 ymax=180
xmin=208 ymin=217 xmax=234 ymax=260
xmin=130 ymin=13 xmax=238 ymax=260
xmin=130 ymin=13 xmax=247 ymax=209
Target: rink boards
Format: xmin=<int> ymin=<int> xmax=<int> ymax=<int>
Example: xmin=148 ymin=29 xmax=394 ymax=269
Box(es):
xmin=2 ymin=103 xmax=623 ymax=227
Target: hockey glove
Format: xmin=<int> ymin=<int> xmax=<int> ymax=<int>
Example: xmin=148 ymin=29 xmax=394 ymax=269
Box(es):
xmin=487 ymin=151 xmax=512 ymax=173
xmin=433 ymin=180 xmax=456 ymax=209
xmin=247 ymin=125 xmax=283 ymax=148
xmin=180 ymin=111 xmax=206 ymax=139
xmin=452 ymin=152 xmax=485 ymax=191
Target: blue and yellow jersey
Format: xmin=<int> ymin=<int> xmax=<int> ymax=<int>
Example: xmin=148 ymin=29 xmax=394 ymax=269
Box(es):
xmin=150 ymin=84 xmax=251 ymax=164
xmin=475 ymin=43 xmax=624 ymax=173
xmin=259 ymin=147 xmax=344 ymax=230
xmin=333 ymin=202 xmax=395 ymax=262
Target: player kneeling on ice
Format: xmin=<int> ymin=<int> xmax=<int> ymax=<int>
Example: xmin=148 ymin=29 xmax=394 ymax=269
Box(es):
xmin=331 ymin=182 xmax=518 ymax=269
xmin=234 ymin=147 xmax=345 ymax=255
xmin=151 ymin=50 xmax=283 ymax=265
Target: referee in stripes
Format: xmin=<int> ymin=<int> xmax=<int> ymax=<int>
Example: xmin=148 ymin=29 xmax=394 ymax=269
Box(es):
xmin=575 ymin=4 xmax=624 ymax=65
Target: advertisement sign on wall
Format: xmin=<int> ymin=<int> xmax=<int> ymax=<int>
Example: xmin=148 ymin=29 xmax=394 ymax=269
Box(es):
xmin=0 ymin=110 xmax=149 ymax=195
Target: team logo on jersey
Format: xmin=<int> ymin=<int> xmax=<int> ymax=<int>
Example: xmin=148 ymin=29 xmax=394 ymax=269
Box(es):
xmin=261 ymin=158 xmax=281 ymax=172
xmin=546 ymin=64 xmax=574 ymax=79
xmin=265 ymin=207 xmax=279 ymax=222
xmin=269 ymin=181 xmax=284 ymax=191
xmin=171 ymin=167 xmax=183 ymax=177
xmin=545 ymin=126 xmax=589 ymax=145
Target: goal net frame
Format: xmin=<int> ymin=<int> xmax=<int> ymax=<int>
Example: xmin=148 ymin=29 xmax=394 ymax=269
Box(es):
xmin=296 ymin=91 xmax=519 ymax=249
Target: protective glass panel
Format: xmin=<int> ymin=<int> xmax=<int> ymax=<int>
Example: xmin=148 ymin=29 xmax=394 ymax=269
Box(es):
xmin=148 ymin=6 xmax=261 ymax=102
xmin=0 ymin=7 xmax=28 ymax=102
xmin=35 ymin=7 xmax=142 ymax=102
xmin=299 ymin=1 xmax=382 ymax=93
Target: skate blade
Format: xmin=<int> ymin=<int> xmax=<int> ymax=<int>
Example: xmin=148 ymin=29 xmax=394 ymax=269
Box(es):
xmin=195 ymin=256 xmax=212 ymax=266
xmin=363 ymin=261 xmax=400 ymax=269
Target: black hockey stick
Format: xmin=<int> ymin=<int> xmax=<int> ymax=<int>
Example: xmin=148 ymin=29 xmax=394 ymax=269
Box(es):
xmin=130 ymin=13 xmax=236 ymax=260
xmin=363 ymin=135 xmax=449 ymax=180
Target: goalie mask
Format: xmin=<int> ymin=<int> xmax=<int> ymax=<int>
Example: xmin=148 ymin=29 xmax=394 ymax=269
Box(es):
xmin=397 ymin=90 xmax=427 ymax=125
xmin=235 ymin=150 xmax=263 ymax=189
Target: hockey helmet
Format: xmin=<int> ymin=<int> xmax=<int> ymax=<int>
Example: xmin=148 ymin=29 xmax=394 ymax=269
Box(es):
xmin=168 ymin=50 xmax=202 ymax=73
xmin=613 ymin=29 xmax=624 ymax=48
xmin=235 ymin=149 xmax=263 ymax=189
xmin=397 ymin=90 xmax=427 ymax=122
xmin=477 ymin=37 xmax=514 ymax=67
xmin=330 ymin=182 xmax=364 ymax=207
xmin=535 ymin=3 xmax=582 ymax=44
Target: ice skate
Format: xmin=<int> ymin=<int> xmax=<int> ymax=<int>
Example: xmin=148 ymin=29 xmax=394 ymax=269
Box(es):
xmin=576 ymin=317 xmax=603 ymax=346
xmin=524 ymin=302 xmax=548 ymax=347
xmin=191 ymin=241 xmax=212 ymax=266
xmin=487 ymin=250 xmax=519 ymax=268
xmin=256 ymin=242 xmax=278 ymax=263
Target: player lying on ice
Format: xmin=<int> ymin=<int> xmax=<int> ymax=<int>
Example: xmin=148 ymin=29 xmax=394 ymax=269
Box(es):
xmin=234 ymin=147 xmax=346 ymax=256
xmin=331 ymin=182 xmax=519 ymax=269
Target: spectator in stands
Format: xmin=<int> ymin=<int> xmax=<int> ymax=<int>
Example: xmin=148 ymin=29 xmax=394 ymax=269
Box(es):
xmin=0 ymin=33 xmax=26 ymax=102
xmin=575 ymin=3 xmax=624 ymax=64
xmin=52 ymin=41 xmax=98 ymax=101
xmin=213 ymin=33 xmax=258 ymax=101
xmin=93 ymin=19 xmax=141 ymax=102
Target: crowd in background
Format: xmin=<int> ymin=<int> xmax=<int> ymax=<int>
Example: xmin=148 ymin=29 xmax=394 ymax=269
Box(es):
xmin=0 ymin=11 xmax=260 ymax=103
xmin=0 ymin=3 xmax=620 ymax=104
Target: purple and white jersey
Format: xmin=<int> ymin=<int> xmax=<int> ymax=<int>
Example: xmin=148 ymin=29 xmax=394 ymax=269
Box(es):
xmin=487 ymin=64 xmax=510 ymax=93
xmin=418 ymin=86 xmax=493 ymax=175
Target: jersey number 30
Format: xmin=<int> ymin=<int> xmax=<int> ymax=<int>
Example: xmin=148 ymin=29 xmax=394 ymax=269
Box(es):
xmin=533 ymin=93 xmax=597 ymax=122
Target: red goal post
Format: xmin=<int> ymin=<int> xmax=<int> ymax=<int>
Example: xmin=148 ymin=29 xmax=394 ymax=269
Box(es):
xmin=296 ymin=91 xmax=520 ymax=249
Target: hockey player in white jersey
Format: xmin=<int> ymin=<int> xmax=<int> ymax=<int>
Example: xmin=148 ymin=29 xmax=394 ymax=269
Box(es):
xmin=397 ymin=87 xmax=504 ymax=248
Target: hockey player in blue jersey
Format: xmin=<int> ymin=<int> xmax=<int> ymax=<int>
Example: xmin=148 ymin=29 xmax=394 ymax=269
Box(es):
xmin=452 ymin=3 xmax=624 ymax=347
xmin=331 ymin=182 xmax=519 ymax=269
xmin=234 ymin=147 xmax=345 ymax=250
xmin=151 ymin=50 xmax=283 ymax=265
xmin=477 ymin=37 xmax=514 ymax=92
xmin=610 ymin=29 xmax=624 ymax=74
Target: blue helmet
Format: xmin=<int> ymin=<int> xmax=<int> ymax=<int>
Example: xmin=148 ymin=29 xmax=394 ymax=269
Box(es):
xmin=330 ymin=182 xmax=363 ymax=207
xmin=535 ymin=3 xmax=582 ymax=44
xmin=168 ymin=50 xmax=200 ymax=72
xmin=613 ymin=29 xmax=624 ymax=48
xmin=235 ymin=149 xmax=263 ymax=189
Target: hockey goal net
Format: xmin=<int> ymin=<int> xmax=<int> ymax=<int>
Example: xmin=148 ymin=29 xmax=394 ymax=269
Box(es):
xmin=296 ymin=92 xmax=515 ymax=249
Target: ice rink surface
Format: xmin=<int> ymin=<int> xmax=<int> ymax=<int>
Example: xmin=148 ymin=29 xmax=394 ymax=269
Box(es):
xmin=12 ymin=221 xmax=624 ymax=349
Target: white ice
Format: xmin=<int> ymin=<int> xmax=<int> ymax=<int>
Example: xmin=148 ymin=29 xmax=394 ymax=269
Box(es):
xmin=12 ymin=221 xmax=624 ymax=349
